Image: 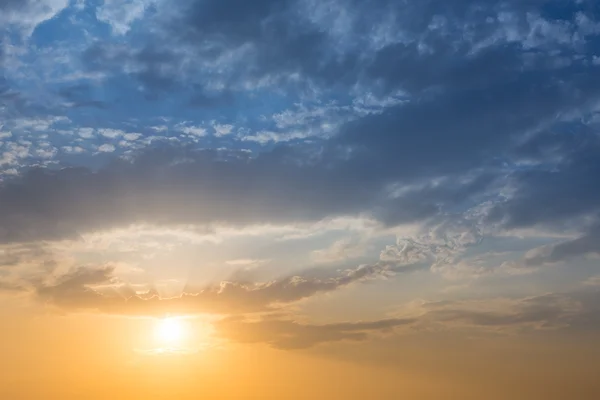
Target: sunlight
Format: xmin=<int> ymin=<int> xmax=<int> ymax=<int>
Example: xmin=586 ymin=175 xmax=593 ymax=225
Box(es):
xmin=154 ymin=317 xmax=187 ymax=346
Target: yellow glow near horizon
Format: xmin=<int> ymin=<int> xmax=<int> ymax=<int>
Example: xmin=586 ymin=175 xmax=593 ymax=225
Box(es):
xmin=154 ymin=318 xmax=187 ymax=346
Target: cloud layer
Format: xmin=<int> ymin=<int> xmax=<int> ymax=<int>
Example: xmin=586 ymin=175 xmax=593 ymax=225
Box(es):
xmin=1 ymin=0 xmax=600 ymax=353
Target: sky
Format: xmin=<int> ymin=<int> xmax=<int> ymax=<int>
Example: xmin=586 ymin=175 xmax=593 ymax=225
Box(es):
xmin=1 ymin=0 xmax=600 ymax=399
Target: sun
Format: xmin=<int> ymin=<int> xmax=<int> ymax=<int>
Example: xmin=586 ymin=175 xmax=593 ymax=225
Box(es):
xmin=154 ymin=317 xmax=187 ymax=346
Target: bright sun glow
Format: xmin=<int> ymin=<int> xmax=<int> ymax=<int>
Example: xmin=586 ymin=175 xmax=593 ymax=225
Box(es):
xmin=154 ymin=318 xmax=187 ymax=346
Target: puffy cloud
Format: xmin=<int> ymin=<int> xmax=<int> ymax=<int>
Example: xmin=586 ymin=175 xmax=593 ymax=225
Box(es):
xmin=179 ymin=126 xmax=207 ymax=137
xmin=98 ymin=129 xmax=124 ymax=139
xmin=97 ymin=144 xmax=116 ymax=153
xmin=77 ymin=128 xmax=95 ymax=139
xmin=61 ymin=146 xmax=85 ymax=154
xmin=12 ymin=117 xmax=67 ymax=132
xmin=123 ymin=133 xmax=141 ymax=141
xmin=212 ymin=123 xmax=234 ymax=137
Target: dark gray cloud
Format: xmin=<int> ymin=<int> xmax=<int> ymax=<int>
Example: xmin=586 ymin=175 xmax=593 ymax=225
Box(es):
xmin=78 ymin=0 xmax=600 ymax=96
xmin=80 ymin=0 xmax=349 ymax=95
xmin=187 ymin=86 xmax=235 ymax=108
xmin=170 ymin=0 xmax=358 ymax=87
xmin=334 ymin=63 xmax=600 ymax=183
xmin=57 ymin=84 xmax=108 ymax=109
xmin=0 ymin=145 xmax=486 ymax=243
xmin=487 ymin=140 xmax=600 ymax=230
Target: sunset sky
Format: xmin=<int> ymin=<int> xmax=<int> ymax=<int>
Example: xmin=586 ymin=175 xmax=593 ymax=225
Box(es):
xmin=1 ymin=0 xmax=600 ymax=399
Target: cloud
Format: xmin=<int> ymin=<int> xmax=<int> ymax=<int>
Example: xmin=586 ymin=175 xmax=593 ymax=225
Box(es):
xmin=179 ymin=126 xmax=207 ymax=137
xmin=496 ymin=225 xmax=600 ymax=273
xmin=381 ymin=218 xmax=483 ymax=268
xmin=225 ymin=259 xmax=268 ymax=267
xmin=0 ymin=145 xmax=484 ymax=243
xmin=1 ymin=0 xmax=595 ymax=249
xmin=583 ymin=276 xmax=600 ymax=287
xmin=0 ymin=0 xmax=69 ymax=36
xmin=96 ymin=0 xmax=157 ymax=36
xmin=34 ymin=259 xmax=422 ymax=315
xmin=123 ymin=133 xmax=141 ymax=141
xmin=0 ymin=244 xmax=47 ymax=269
xmin=216 ymin=288 xmax=600 ymax=349
xmin=36 ymin=265 xmax=117 ymax=307
xmin=311 ymin=237 xmax=367 ymax=264
xmin=411 ymin=290 xmax=600 ymax=334
xmin=1 ymin=1 xmax=600 ymax=352
xmin=0 ymin=280 xmax=25 ymax=292
xmin=61 ymin=146 xmax=85 ymax=154
xmin=212 ymin=123 xmax=234 ymax=137
xmin=486 ymin=141 xmax=600 ymax=230
xmin=98 ymin=129 xmax=124 ymax=139
xmin=215 ymin=315 xmax=415 ymax=349
xmin=97 ymin=144 xmax=116 ymax=153
xmin=417 ymin=295 xmax=577 ymax=330
xmin=241 ymin=129 xmax=317 ymax=144
xmin=73 ymin=0 xmax=600 ymax=100
xmin=522 ymin=226 xmax=600 ymax=267
xmin=58 ymin=84 xmax=108 ymax=109
xmin=0 ymin=117 xmax=596 ymax=249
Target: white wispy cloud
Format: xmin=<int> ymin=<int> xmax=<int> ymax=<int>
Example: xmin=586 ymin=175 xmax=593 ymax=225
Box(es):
xmin=96 ymin=0 xmax=158 ymax=35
